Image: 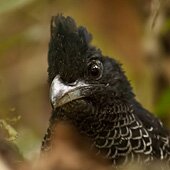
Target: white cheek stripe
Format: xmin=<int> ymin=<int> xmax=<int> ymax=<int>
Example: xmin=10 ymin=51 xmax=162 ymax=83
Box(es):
xmin=50 ymin=75 xmax=88 ymax=108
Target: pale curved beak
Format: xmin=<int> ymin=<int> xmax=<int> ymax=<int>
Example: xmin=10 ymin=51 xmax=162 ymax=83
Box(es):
xmin=50 ymin=75 xmax=89 ymax=109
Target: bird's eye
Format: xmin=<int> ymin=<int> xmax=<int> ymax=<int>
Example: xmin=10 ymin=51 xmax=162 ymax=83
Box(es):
xmin=87 ymin=60 xmax=103 ymax=80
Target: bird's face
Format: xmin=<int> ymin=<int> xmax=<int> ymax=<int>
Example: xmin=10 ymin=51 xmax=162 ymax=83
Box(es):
xmin=50 ymin=55 xmax=103 ymax=109
xmin=48 ymin=15 xmax=133 ymax=120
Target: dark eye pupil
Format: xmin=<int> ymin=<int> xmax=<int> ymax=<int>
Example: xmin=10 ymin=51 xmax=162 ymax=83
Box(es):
xmin=90 ymin=65 xmax=100 ymax=77
xmin=88 ymin=60 xmax=103 ymax=80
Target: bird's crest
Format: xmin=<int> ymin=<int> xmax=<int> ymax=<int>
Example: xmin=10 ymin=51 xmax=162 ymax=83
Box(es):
xmin=50 ymin=14 xmax=92 ymax=44
xmin=48 ymin=14 xmax=93 ymax=83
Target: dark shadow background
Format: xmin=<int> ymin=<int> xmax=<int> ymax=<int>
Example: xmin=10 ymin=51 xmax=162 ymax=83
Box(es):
xmin=0 ymin=0 xmax=170 ymax=159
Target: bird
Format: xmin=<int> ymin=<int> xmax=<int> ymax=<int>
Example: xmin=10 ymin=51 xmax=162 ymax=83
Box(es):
xmin=41 ymin=14 xmax=170 ymax=167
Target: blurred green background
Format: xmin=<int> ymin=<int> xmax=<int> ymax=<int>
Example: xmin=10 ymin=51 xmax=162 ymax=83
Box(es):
xmin=0 ymin=0 xmax=169 ymax=159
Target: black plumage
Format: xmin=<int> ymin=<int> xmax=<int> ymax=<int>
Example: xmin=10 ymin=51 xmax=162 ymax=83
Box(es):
xmin=42 ymin=15 xmax=170 ymax=167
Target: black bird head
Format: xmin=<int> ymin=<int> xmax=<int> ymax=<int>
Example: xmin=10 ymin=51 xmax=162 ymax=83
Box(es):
xmin=48 ymin=15 xmax=134 ymax=118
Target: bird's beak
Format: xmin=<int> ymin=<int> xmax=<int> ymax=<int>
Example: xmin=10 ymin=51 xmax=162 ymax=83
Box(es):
xmin=50 ymin=75 xmax=89 ymax=109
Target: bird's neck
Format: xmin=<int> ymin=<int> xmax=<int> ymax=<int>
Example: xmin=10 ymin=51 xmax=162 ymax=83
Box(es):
xmin=71 ymin=99 xmax=135 ymax=139
xmin=42 ymin=99 xmax=135 ymax=153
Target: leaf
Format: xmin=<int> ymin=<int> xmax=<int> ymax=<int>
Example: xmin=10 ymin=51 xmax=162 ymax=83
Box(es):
xmin=0 ymin=119 xmax=18 ymax=141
